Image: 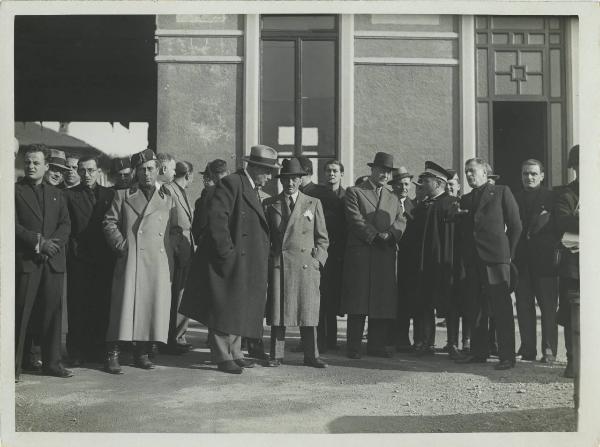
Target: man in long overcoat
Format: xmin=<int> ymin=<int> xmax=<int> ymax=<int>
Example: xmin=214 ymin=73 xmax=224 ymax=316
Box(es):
xmin=514 ymin=159 xmax=559 ymax=363
xmin=341 ymin=152 xmax=406 ymax=359
xmin=64 ymin=155 xmax=116 ymax=365
xmin=15 ymin=144 xmax=72 ymax=380
xmin=102 ymin=149 xmax=183 ymax=374
xmin=455 ymin=158 xmax=522 ymax=370
xmin=264 ymin=158 xmax=329 ymax=367
xmin=179 ymin=145 xmax=281 ymax=374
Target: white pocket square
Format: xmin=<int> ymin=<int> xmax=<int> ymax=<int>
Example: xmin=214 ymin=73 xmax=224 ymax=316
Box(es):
xmin=303 ymin=209 xmax=313 ymax=221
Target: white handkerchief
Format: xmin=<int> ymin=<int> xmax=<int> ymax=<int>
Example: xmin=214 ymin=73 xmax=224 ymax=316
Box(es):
xmin=304 ymin=209 xmax=313 ymax=221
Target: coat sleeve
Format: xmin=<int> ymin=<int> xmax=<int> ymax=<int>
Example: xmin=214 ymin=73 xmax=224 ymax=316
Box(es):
xmin=554 ymin=188 xmax=579 ymax=235
xmin=344 ymin=187 xmax=378 ymax=244
xmin=502 ymin=186 xmax=523 ymax=260
xmin=389 ymin=199 xmax=406 ymax=242
xmin=312 ymin=200 xmax=329 ymax=267
xmin=169 ymin=196 xmax=189 ymax=264
xmin=48 ymin=192 xmax=71 ymax=248
xmin=14 ymin=190 xmax=39 ymax=251
xmin=208 ymin=176 xmax=237 ymax=260
xmin=103 ymin=191 xmax=127 ymax=255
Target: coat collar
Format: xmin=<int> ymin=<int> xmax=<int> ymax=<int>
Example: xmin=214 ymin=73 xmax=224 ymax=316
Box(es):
xmin=356 ymin=180 xmax=381 ymax=208
xmin=124 ymin=183 xmax=165 ymax=216
xmin=17 ymin=181 xmax=43 ymax=221
xmin=475 ymin=183 xmax=495 ymax=213
xmin=168 ymin=182 xmax=193 ymax=220
xmin=238 ymin=171 xmax=268 ymax=227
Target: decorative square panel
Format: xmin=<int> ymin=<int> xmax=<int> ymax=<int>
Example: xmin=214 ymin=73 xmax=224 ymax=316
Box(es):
xmin=476 ymin=33 xmax=488 ymax=45
xmin=476 ymin=16 xmax=488 ymax=29
xmin=492 ymin=33 xmax=509 ymax=44
xmin=520 ymin=51 xmax=543 ymax=73
xmin=494 ymin=51 xmax=517 ymax=72
xmin=549 ymin=17 xmax=561 ymax=29
xmin=528 ymin=33 xmax=545 ymax=45
xmin=513 ymin=33 xmax=525 ymax=45
xmin=495 ymin=74 xmax=517 ymax=95
xmin=511 ymin=65 xmax=526 ymax=81
xmin=549 ymin=33 xmax=561 ymax=45
xmin=520 ymin=74 xmax=543 ymax=95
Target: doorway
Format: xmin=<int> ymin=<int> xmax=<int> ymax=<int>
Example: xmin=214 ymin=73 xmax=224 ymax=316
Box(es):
xmin=492 ymin=101 xmax=547 ymax=192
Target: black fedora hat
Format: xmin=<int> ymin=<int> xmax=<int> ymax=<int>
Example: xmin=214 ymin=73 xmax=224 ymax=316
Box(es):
xmin=367 ymin=152 xmax=395 ymax=170
xmin=388 ymin=166 xmax=413 ymax=185
xmin=276 ymin=158 xmax=307 ymax=178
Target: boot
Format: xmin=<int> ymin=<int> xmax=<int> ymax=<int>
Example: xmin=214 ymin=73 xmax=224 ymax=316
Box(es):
xmin=134 ymin=342 xmax=155 ymax=370
xmin=105 ymin=342 xmax=123 ymax=375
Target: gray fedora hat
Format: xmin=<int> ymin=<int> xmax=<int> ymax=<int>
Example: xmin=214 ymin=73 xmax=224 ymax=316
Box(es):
xmin=242 ymin=145 xmax=282 ymax=169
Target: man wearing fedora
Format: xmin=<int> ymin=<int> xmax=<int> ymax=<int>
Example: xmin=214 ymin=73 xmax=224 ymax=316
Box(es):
xmin=43 ymin=148 xmax=70 ymax=188
xmin=180 ymin=145 xmax=281 ymax=374
xmin=389 ymin=167 xmax=419 ymax=353
xmin=412 ymin=162 xmax=460 ymax=358
xmin=264 ymin=158 xmax=329 ymax=367
xmin=102 ymin=148 xmax=184 ymax=374
xmin=341 ymin=152 xmax=406 ymax=359
xmin=454 ymin=158 xmax=522 ymax=370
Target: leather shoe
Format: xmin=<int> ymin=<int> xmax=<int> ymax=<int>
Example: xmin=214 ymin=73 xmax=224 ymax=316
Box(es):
xmin=134 ymin=354 xmax=155 ymax=370
xmin=519 ymin=353 xmax=536 ymax=361
xmin=217 ymin=360 xmax=243 ymax=374
xmin=105 ymin=351 xmax=123 ymax=375
xmin=161 ymin=343 xmax=189 ymax=355
xmin=22 ymin=360 xmax=42 ymax=372
xmin=447 ymin=345 xmax=462 ymax=360
xmin=563 ymin=361 xmax=574 ymax=378
xmin=539 ymin=355 xmax=556 ymax=364
xmin=248 ymin=350 xmax=270 ymax=361
xmin=347 ymin=351 xmax=361 ymax=359
xmin=455 ymin=355 xmax=487 ymax=364
xmin=265 ymin=358 xmax=282 ymax=367
xmin=42 ymin=366 xmax=73 ymax=378
xmin=304 ymin=357 xmax=327 ymax=368
xmin=234 ymin=358 xmax=256 ymax=368
xmin=494 ymin=360 xmax=515 ymax=370
xmin=396 ymin=345 xmax=415 ymax=353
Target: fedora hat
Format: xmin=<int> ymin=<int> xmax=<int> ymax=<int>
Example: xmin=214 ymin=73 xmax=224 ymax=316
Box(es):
xmin=242 ymin=145 xmax=281 ymax=169
xmin=131 ymin=148 xmax=157 ymax=168
xmin=420 ymin=161 xmax=451 ymax=182
xmin=47 ymin=149 xmax=69 ymax=171
xmin=367 ymin=152 xmax=395 ymax=170
xmin=388 ymin=166 xmax=413 ymax=185
xmin=276 ymin=158 xmax=307 ymax=178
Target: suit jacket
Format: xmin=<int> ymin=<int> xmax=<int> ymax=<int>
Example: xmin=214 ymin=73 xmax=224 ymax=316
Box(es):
xmin=459 ymin=183 xmax=522 ymax=265
xmin=179 ymin=170 xmax=271 ymax=338
xmin=554 ymin=180 xmax=579 ymax=279
xmin=164 ymin=181 xmax=194 ymax=265
xmin=341 ymin=181 xmax=406 ymax=318
xmin=15 ymin=180 xmax=71 ymax=273
xmin=64 ymin=183 xmax=115 ymax=266
xmin=514 ymin=187 xmax=559 ymax=276
xmin=396 ymin=197 xmax=420 ymax=316
xmin=264 ymin=192 xmax=329 ymax=326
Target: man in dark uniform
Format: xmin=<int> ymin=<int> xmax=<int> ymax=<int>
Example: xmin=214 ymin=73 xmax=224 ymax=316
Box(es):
xmin=64 ymin=155 xmax=116 ymax=365
xmin=109 ymin=157 xmax=133 ymax=190
xmin=15 ymin=144 xmax=72 ymax=379
xmin=514 ymin=159 xmax=559 ymax=363
xmin=455 ymin=158 xmax=522 ymax=370
xmin=412 ymin=162 xmax=460 ymax=358
xmin=555 ymin=145 xmax=579 ymax=379
xmin=390 ymin=167 xmax=419 ymax=352
xmin=298 ymin=156 xmax=319 ymax=196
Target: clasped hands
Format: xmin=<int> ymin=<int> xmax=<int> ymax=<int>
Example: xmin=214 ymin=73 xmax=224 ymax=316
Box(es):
xmin=373 ymin=231 xmax=395 ymax=248
xmin=40 ymin=237 xmax=61 ymax=260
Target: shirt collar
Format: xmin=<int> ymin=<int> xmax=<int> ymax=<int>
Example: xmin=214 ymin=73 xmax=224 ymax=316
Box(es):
xmin=244 ymin=169 xmax=256 ymax=190
xmin=284 ymin=191 xmax=300 ymax=202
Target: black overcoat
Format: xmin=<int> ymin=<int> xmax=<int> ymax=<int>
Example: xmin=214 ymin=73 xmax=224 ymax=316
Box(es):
xmin=179 ymin=170 xmax=270 ymax=338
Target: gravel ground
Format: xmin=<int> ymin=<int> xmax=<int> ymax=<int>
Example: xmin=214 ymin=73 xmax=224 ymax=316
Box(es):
xmin=14 ymin=319 xmax=576 ymax=433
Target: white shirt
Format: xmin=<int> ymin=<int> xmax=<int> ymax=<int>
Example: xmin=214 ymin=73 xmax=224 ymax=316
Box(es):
xmin=284 ymin=191 xmax=299 ymax=206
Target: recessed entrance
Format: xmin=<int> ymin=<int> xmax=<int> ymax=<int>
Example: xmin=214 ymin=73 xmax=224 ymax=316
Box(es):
xmin=492 ymin=101 xmax=547 ymax=192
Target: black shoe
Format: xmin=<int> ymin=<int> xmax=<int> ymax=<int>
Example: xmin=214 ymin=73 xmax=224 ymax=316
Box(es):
xmin=448 ymin=345 xmax=462 ymax=360
xmin=304 ymin=357 xmax=327 ymax=368
xmin=134 ymin=354 xmax=155 ymax=370
xmin=347 ymin=351 xmax=361 ymax=359
xmin=42 ymin=366 xmax=73 ymax=378
xmin=441 ymin=343 xmax=452 ymax=353
xmin=265 ymin=358 xmax=282 ymax=367
xmin=563 ymin=361 xmax=574 ymax=378
xmin=520 ymin=354 xmax=537 ymax=361
xmin=234 ymin=358 xmax=256 ymax=368
xmin=494 ymin=360 xmax=515 ymax=370
xmin=218 ymin=360 xmax=243 ymax=374
xmin=105 ymin=350 xmax=123 ymax=375
xmin=161 ymin=343 xmax=189 ymax=355
xmin=22 ymin=360 xmax=42 ymax=372
xmin=414 ymin=346 xmax=435 ymax=357
xmin=455 ymin=355 xmax=487 ymax=364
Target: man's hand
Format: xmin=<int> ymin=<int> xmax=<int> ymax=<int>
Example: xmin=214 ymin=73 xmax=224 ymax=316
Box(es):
xmin=40 ymin=238 xmax=61 ymax=257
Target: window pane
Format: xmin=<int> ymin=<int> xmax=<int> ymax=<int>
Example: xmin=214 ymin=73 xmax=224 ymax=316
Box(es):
xmin=301 ymin=40 xmax=335 ymax=156
xmin=260 ymin=40 xmax=295 ymax=153
xmin=262 ymin=15 xmax=336 ymax=32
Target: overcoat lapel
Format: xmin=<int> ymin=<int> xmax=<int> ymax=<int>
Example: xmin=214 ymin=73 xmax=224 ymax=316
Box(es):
xmin=71 ymin=188 xmax=92 ymax=217
xmin=125 ymin=188 xmax=149 ymax=216
xmin=359 ymin=182 xmax=379 ymax=209
xmin=476 ymin=184 xmax=495 ymax=215
xmin=144 ymin=186 xmax=165 ymax=216
xmin=17 ymin=185 xmax=43 ymax=222
xmin=282 ymin=192 xmax=310 ymax=246
xmin=240 ymin=174 xmax=268 ymax=229
xmin=43 ymin=186 xmax=59 ymax=235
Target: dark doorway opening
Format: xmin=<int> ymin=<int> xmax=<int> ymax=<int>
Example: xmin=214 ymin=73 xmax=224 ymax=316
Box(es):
xmin=492 ymin=101 xmax=547 ymax=193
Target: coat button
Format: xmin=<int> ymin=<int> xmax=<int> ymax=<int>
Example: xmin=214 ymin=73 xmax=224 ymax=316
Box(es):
xmin=139 ymin=230 xmax=143 ymax=234
xmin=301 ymin=248 xmax=306 ymax=252
xmin=160 ymin=248 xmax=164 ymax=253
xmin=302 ymin=265 xmax=308 ymax=269
xmin=241 ymin=251 xmax=246 ymax=256
xmin=159 ymin=232 xmax=164 ymax=236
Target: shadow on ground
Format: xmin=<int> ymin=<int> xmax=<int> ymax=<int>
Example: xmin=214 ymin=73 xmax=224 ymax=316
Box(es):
xmin=327 ymin=406 xmax=577 ymax=433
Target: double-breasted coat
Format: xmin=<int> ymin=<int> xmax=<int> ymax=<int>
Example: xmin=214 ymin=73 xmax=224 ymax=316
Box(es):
xmin=341 ymin=181 xmax=406 ymax=318
xmin=179 ymin=170 xmax=270 ymax=339
xmin=102 ymin=185 xmax=182 ymax=342
xmin=264 ymin=192 xmax=329 ymax=327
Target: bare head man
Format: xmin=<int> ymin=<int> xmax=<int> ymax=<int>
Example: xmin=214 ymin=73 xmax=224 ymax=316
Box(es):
xmin=464 ymin=158 xmax=489 ymax=189
xmin=521 ymin=159 xmax=545 ymax=191
xmin=23 ymin=144 xmax=50 ymax=185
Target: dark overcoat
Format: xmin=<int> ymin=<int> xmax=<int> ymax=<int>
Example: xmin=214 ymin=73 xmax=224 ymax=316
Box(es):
xmin=264 ymin=192 xmax=329 ymax=327
xmin=179 ymin=170 xmax=270 ymax=339
xmin=412 ymin=192 xmax=458 ymax=317
xmin=514 ymin=187 xmax=560 ymax=277
xmin=396 ymin=197 xmax=419 ymax=317
xmin=341 ymin=181 xmax=406 ymax=318
xmin=554 ymin=181 xmax=579 ymax=280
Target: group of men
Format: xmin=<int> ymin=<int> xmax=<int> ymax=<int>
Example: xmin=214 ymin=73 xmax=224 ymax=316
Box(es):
xmin=14 ymin=142 xmax=580 ymax=380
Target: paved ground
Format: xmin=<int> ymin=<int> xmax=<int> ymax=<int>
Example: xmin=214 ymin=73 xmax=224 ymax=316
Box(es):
xmin=15 ymin=319 xmax=576 ymax=433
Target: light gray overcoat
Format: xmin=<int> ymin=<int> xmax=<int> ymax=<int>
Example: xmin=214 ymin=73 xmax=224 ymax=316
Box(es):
xmin=103 ymin=185 xmax=182 ymax=342
xmin=264 ymin=192 xmax=329 ymax=327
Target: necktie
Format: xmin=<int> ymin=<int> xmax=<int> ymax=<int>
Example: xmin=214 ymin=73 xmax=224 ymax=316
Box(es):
xmin=255 ymin=187 xmax=262 ymax=203
xmin=87 ymin=187 xmax=97 ymax=206
xmin=289 ymin=196 xmax=295 ymax=213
